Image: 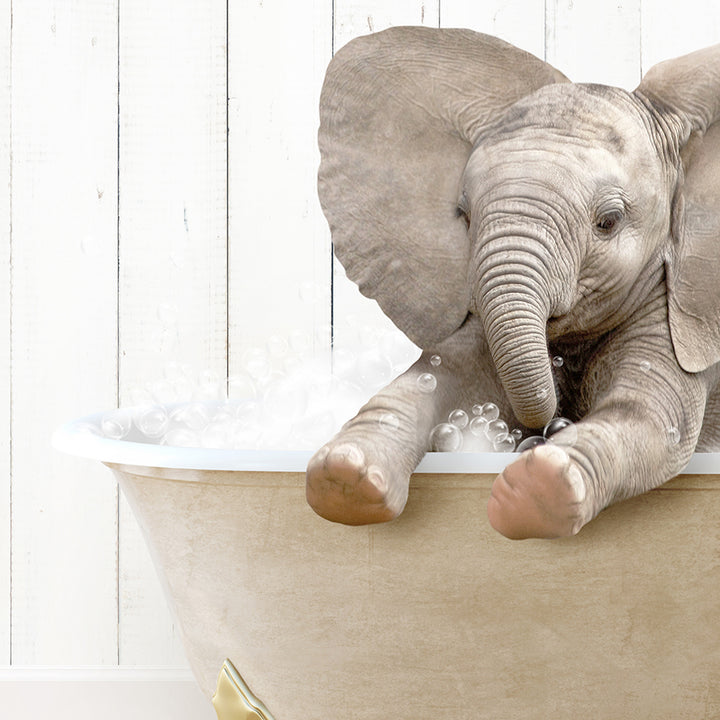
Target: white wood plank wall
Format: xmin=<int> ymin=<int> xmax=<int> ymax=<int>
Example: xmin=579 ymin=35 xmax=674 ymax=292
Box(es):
xmin=1 ymin=0 xmax=717 ymax=696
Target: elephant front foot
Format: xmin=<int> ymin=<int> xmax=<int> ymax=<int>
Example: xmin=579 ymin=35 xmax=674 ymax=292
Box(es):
xmin=487 ymin=444 xmax=590 ymax=539
xmin=306 ymin=441 xmax=409 ymax=525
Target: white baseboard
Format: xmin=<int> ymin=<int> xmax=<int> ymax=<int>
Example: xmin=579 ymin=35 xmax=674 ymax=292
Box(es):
xmin=0 ymin=667 xmax=217 ymax=720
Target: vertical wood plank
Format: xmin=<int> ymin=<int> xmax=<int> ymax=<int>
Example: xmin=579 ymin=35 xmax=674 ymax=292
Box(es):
xmin=0 ymin=0 xmax=10 ymax=666
xmin=227 ymin=0 xmax=333 ymax=365
xmin=641 ymin=0 xmax=720 ymax=74
xmin=545 ymin=0 xmax=641 ymax=89
xmin=11 ymin=1 xmax=119 ymax=664
xmin=118 ymin=0 xmax=227 ymax=665
xmin=440 ymin=0 xmax=545 ymax=58
xmin=329 ymin=2 xmax=435 ymax=375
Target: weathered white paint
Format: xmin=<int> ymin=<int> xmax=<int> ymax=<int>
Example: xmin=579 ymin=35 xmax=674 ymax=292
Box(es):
xmin=545 ymin=0 xmax=642 ymax=89
xmin=0 ymin=0 xmax=10 ymax=669
xmin=118 ymin=0 xmax=228 ymax=666
xmin=1 ymin=0 xmax=716 ymax=698
xmin=227 ymin=0 xmax=332 ymax=362
xmin=10 ymin=1 xmax=119 ymax=664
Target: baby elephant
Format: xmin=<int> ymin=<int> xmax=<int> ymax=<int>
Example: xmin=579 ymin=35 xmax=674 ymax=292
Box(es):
xmin=306 ymin=27 xmax=720 ymax=539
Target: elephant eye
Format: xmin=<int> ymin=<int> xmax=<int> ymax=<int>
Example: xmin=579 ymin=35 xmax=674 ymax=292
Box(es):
xmin=456 ymin=192 xmax=470 ymax=229
xmin=595 ymin=209 xmax=624 ymax=235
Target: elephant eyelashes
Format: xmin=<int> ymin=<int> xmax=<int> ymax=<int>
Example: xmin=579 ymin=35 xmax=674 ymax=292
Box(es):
xmin=595 ymin=209 xmax=624 ymax=235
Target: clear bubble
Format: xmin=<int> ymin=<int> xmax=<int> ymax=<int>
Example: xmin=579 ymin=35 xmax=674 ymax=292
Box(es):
xmin=263 ymin=376 xmax=308 ymax=422
xmin=225 ymin=373 xmax=256 ymax=402
xmin=510 ymin=428 xmax=523 ymax=441
xmin=201 ymin=421 xmax=234 ymax=449
xmin=544 ymin=417 xmax=578 ymax=446
xmin=195 ymin=369 xmax=225 ymax=402
xmin=429 ymin=423 xmax=463 ymax=452
xmin=126 ymin=384 xmax=154 ymax=408
xmin=430 ymin=354 xmax=442 ymax=367
xmin=469 ymin=416 xmax=488 ymax=437
xmin=448 ymin=408 xmax=469 ymax=430
xmin=136 ymin=405 xmax=170 ymax=438
xmin=162 ymin=427 xmax=201 ymax=448
xmin=101 ymin=409 xmax=132 ymax=440
xmin=667 ymin=426 xmax=681 ymax=445
xmin=417 ymin=373 xmax=437 ymax=393
xmin=552 ymin=356 xmax=564 ymax=368
xmin=485 ymin=419 xmax=509 ymax=442
xmin=478 ymin=402 xmax=500 ymax=423
xmin=379 ymin=412 xmax=400 ymax=434
xmin=240 ymin=347 xmax=272 ymax=382
xmin=289 ymin=330 xmax=311 ymax=355
xmin=493 ymin=433 xmax=516 ymax=452
xmin=149 ymin=379 xmax=178 ymax=405
xmin=640 ymin=360 xmax=651 ymax=372
xmin=234 ymin=400 xmax=261 ymax=427
xmin=535 ymin=387 xmax=549 ymax=401
xmin=171 ymin=401 xmax=211 ymax=431
xmin=516 ymin=435 xmax=546 ymax=452
xmin=267 ymin=334 xmax=290 ymax=359
xmin=357 ymin=349 xmax=394 ymax=389
xmin=471 ymin=403 xmax=484 ymax=416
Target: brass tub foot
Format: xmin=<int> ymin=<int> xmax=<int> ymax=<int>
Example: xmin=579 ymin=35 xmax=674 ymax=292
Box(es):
xmin=212 ymin=659 xmax=276 ymax=720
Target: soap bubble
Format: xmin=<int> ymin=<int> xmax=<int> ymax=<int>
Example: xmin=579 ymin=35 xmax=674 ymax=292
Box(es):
xmin=417 ymin=373 xmax=437 ymax=393
xmin=469 ymin=416 xmax=488 ymax=437
xmin=486 ymin=419 xmax=509 ymax=442
xmin=126 ymin=384 xmax=154 ymax=408
xmin=379 ymin=412 xmax=400 ymax=434
xmin=234 ymin=400 xmax=261 ymax=426
xmin=430 ymin=354 xmax=442 ymax=367
xmin=136 ymin=405 xmax=170 ymax=438
xmin=201 ymin=421 xmax=234 ymax=449
xmin=101 ymin=409 xmax=132 ymax=440
xmin=195 ymin=370 xmax=225 ymax=402
xmin=240 ymin=347 xmax=272 ymax=382
xmin=429 ymin=423 xmax=463 ymax=452
xmin=225 ymin=373 xmax=256 ymax=402
xmin=267 ymin=334 xmax=289 ymax=359
xmin=478 ymin=402 xmax=499 ymax=423
xmin=552 ymin=356 xmax=564 ymax=368
xmin=448 ymin=408 xmax=469 ymax=430
xmin=517 ymin=435 xmax=546 ymax=452
xmin=162 ymin=427 xmax=200 ymax=448
xmin=357 ymin=349 xmax=394 ymax=389
xmin=149 ymin=379 xmax=178 ymax=405
xmin=544 ymin=417 xmax=578 ymax=446
xmin=510 ymin=428 xmax=523 ymax=441
xmin=263 ymin=376 xmax=308 ymax=422
xmin=667 ymin=426 xmax=681 ymax=445
xmin=640 ymin=360 xmax=651 ymax=372
xmin=171 ymin=401 xmax=211 ymax=431
xmin=493 ymin=433 xmax=516 ymax=452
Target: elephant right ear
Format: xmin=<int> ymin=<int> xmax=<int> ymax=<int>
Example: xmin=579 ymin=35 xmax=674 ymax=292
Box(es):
xmin=636 ymin=44 xmax=720 ymax=373
xmin=318 ymin=27 xmax=569 ymax=347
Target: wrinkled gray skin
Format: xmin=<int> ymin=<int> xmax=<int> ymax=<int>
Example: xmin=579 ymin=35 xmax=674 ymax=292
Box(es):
xmin=307 ymin=27 xmax=720 ymax=538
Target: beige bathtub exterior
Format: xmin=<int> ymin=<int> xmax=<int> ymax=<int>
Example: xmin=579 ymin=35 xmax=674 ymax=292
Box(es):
xmin=107 ymin=463 xmax=720 ymax=720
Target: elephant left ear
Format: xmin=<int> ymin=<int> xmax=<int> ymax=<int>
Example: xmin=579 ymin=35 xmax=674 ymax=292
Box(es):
xmin=636 ymin=44 xmax=720 ymax=372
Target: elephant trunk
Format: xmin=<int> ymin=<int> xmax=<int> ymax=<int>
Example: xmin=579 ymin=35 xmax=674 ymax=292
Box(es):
xmin=474 ymin=238 xmax=561 ymax=429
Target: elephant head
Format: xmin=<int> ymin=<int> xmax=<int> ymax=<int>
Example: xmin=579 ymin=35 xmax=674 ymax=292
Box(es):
xmin=318 ymin=27 xmax=720 ymax=429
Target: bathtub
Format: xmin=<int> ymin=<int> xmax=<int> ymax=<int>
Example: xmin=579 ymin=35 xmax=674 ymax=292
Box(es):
xmin=54 ymin=410 xmax=720 ymax=720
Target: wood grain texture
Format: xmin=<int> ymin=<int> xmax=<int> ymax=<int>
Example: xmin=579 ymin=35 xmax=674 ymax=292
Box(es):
xmin=227 ymin=0 xmax=332 ymax=363
xmin=545 ymin=0 xmax=642 ymax=88
xmin=117 ymin=0 xmax=228 ymax=666
xmin=10 ymin=1 xmax=119 ymax=664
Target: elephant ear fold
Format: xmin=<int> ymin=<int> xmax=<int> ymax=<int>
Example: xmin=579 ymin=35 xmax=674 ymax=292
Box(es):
xmin=318 ymin=27 xmax=569 ymax=347
xmin=637 ymin=45 xmax=720 ymax=372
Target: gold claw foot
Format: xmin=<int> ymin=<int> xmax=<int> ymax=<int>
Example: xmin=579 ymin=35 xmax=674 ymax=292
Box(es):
xmin=212 ymin=660 xmax=275 ymax=720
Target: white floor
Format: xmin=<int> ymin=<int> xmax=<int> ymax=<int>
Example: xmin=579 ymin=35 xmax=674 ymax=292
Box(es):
xmin=0 ymin=668 xmax=216 ymax=720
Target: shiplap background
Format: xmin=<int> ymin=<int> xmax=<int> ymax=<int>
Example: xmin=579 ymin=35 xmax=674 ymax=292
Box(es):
xmin=1 ymin=0 xmax=719 ymax=715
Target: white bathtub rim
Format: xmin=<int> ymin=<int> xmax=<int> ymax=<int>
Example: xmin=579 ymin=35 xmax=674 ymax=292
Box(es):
xmin=52 ymin=409 xmax=720 ymax=475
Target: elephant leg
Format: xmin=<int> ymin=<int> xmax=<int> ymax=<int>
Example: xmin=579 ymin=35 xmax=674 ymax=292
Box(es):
xmin=306 ymin=317 xmax=509 ymax=525
xmin=488 ymin=301 xmax=714 ymax=539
